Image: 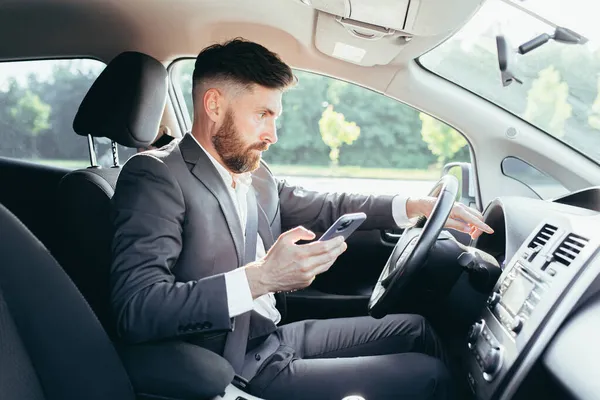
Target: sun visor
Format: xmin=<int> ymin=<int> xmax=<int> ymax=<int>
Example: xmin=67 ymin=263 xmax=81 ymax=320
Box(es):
xmin=307 ymin=0 xmax=484 ymax=36
xmin=304 ymin=0 xmax=484 ymax=66
xmin=314 ymin=12 xmax=410 ymax=66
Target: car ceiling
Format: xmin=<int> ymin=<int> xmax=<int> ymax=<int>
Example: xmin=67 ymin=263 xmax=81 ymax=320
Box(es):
xmin=0 ymin=0 xmax=484 ymax=94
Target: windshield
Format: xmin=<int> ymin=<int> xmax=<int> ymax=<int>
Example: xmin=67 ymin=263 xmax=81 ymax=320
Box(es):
xmin=419 ymin=0 xmax=600 ymax=163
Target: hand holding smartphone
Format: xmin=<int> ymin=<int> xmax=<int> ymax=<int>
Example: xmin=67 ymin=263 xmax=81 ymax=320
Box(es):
xmin=318 ymin=212 xmax=367 ymax=242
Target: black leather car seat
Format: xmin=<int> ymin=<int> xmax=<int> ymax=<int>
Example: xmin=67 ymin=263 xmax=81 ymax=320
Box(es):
xmin=56 ymin=51 xmax=167 ymax=338
xmin=0 ymin=201 xmax=235 ymax=400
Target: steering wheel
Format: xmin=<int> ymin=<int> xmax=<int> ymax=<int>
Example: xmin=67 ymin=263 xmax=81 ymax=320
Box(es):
xmin=368 ymin=174 xmax=459 ymax=318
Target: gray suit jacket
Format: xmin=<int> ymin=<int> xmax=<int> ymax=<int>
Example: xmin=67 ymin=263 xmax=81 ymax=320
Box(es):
xmin=109 ymin=133 xmax=397 ymax=351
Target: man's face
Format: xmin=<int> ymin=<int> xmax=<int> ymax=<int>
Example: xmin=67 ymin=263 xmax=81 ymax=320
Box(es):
xmin=212 ymin=85 xmax=282 ymax=174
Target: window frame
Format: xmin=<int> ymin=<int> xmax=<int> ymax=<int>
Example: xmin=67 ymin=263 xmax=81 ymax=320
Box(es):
xmin=167 ymin=57 xmax=193 ymax=134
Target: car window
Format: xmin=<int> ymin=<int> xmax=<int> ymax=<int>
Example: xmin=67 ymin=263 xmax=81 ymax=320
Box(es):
xmin=501 ymin=157 xmax=569 ymax=199
xmin=0 ymin=59 xmax=137 ymax=169
xmin=171 ymin=60 xmax=471 ymax=196
xmin=419 ymin=0 xmax=600 ymax=164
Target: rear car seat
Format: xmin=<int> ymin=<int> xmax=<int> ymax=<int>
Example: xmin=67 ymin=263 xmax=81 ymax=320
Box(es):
xmin=55 ymin=51 xmax=166 ymax=338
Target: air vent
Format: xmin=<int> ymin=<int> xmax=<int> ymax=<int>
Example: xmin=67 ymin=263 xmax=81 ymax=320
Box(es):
xmin=554 ymin=233 xmax=588 ymax=266
xmin=528 ymin=224 xmax=558 ymax=249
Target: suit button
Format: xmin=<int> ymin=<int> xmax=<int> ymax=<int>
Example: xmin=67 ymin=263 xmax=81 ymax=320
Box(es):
xmin=255 ymin=353 xmax=261 ymax=361
xmin=202 ymin=321 xmax=212 ymax=329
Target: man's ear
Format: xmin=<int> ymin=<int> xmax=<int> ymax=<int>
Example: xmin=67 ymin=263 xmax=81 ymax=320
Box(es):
xmin=203 ymin=89 xmax=222 ymax=123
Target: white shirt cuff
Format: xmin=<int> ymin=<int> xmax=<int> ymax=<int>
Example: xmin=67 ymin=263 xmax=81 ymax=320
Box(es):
xmin=392 ymin=195 xmax=420 ymax=228
xmin=224 ymin=268 xmax=254 ymax=318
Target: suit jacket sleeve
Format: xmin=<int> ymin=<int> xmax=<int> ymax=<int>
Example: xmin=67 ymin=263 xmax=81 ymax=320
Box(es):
xmin=110 ymin=154 xmax=232 ymax=344
xmin=276 ymin=176 xmax=399 ymax=233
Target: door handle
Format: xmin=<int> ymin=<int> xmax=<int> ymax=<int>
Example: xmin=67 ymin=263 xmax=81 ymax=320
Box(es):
xmin=381 ymin=229 xmax=402 ymax=245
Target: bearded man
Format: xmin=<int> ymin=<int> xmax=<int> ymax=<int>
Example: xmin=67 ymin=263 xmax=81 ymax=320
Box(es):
xmin=109 ymin=38 xmax=492 ymax=400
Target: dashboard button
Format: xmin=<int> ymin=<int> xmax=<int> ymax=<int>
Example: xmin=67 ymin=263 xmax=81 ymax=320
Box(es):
xmin=467 ymin=320 xmax=484 ymax=345
xmin=526 ymin=245 xmax=543 ymax=262
xmin=482 ymin=346 xmax=502 ymax=376
xmin=511 ymin=316 xmax=524 ymax=334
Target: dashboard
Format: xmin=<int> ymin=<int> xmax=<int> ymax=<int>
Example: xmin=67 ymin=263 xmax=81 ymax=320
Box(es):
xmin=464 ymin=191 xmax=600 ymax=400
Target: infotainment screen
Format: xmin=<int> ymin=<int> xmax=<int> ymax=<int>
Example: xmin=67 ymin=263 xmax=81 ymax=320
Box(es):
xmin=502 ymin=275 xmax=535 ymax=315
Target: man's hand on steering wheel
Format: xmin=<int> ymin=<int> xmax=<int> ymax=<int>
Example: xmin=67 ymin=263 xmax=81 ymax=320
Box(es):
xmin=406 ymin=197 xmax=494 ymax=239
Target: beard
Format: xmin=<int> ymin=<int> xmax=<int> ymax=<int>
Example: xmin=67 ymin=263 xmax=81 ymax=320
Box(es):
xmin=211 ymin=109 xmax=268 ymax=174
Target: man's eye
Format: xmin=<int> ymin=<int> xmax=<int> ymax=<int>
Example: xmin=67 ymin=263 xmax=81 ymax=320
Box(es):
xmin=258 ymin=112 xmax=266 ymax=118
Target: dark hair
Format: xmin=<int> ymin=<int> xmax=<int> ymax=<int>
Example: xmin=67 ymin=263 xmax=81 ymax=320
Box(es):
xmin=193 ymin=38 xmax=296 ymax=93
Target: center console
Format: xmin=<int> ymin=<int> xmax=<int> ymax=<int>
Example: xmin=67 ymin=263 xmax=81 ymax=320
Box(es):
xmin=465 ymin=220 xmax=598 ymax=399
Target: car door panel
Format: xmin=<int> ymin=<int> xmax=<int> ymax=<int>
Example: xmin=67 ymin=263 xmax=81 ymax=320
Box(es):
xmin=285 ymin=229 xmax=394 ymax=322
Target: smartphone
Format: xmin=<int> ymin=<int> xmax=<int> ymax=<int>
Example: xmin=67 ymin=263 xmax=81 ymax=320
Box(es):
xmin=318 ymin=212 xmax=367 ymax=242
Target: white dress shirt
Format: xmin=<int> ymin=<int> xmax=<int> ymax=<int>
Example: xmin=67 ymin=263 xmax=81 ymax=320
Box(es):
xmin=189 ymin=134 xmax=415 ymax=325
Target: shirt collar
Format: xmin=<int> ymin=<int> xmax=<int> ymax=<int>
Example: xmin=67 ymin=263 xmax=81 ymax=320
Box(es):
xmin=188 ymin=133 xmax=252 ymax=190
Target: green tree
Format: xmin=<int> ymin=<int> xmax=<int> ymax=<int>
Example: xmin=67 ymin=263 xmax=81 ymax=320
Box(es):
xmin=0 ymin=79 xmax=36 ymax=158
xmin=318 ymin=105 xmax=360 ymax=165
xmin=325 ymin=78 xmax=435 ymax=169
xmin=8 ymin=90 xmax=50 ymax=158
xmin=523 ymin=66 xmax=572 ymax=138
xmin=268 ymin=71 xmax=331 ymax=165
xmin=9 ymin=90 xmax=50 ymax=135
xmin=32 ymin=61 xmax=101 ymax=160
xmin=419 ymin=113 xmax=467 ymax=165
xmin=0 ymin=77 xmax=54 ymax=158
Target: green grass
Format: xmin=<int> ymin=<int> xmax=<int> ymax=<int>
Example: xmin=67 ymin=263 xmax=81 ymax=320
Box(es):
xmin=28 ymin=159 xmax=439 ymax=181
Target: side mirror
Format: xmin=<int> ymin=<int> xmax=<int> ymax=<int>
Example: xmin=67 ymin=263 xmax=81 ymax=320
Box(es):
xmin=442 ymin=162 xmax=476 ymax=207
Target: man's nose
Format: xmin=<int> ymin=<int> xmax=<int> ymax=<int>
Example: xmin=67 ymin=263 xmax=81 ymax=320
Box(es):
xmin=261 ymin=121 xmax=278 ymax=145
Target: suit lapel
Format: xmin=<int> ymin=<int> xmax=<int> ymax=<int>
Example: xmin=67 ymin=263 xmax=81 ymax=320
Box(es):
xmin=179 ymin=134 xmax=244 ymax=267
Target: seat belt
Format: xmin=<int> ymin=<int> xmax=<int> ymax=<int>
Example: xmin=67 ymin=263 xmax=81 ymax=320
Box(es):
xmin=222 ymin=187 xmax=258 ymax=375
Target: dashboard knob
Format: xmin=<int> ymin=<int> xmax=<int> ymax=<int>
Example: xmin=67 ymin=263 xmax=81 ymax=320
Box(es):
xmin=487 ymin=292 xmax=501 ymax=307
xmin=467 ymin=320 xmax=484 ymax=345
xmin=482 ymin=346 xmax=502 ymax=375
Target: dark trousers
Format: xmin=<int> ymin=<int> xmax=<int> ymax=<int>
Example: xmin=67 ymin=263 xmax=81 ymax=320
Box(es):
xmin=246 ymin=314 xmax=455 ymax=400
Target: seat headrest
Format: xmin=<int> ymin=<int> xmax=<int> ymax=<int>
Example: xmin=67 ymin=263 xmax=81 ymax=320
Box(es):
xmin=73 ymin=51 xmax=167 ymax=148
